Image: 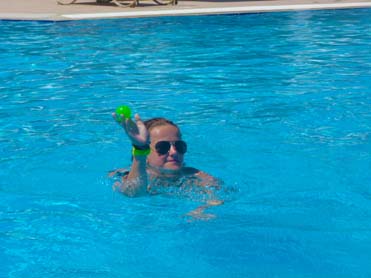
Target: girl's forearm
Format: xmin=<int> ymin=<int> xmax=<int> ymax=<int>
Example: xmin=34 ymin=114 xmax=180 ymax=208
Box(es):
xmin=121 ymin=156 xmax=148 ymax=197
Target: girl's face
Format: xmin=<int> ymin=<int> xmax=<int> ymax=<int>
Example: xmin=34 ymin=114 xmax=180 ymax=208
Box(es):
xmin=147 ymin=124 xmax=184 ymax=171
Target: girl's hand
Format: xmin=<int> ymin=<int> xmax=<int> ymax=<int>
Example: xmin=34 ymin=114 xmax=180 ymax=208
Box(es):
xmin=113 ymin=113 xmax=149 ymax=147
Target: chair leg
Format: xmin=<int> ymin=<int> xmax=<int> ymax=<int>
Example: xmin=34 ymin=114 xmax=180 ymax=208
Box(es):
xmin=57 ymin=0 xmax=78 ymax=5
xmin=152 ymin=0 xmax=177 ymax=5
xmin=111 ymin=0 xmax=137 ymax=7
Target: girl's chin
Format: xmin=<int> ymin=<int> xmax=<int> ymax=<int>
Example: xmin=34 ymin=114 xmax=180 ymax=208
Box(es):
xmin=163 ymin=161 xmax=183 ymax=170
xmin=147 ymin=161 xmax=183 ymax=174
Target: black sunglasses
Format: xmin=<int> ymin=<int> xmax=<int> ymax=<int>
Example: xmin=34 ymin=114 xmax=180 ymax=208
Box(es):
xmin=155 ymin=140 xmax=187 ymax=155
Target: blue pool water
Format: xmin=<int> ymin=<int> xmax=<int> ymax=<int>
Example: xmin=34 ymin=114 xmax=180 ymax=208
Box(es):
xmin=1 ymin=8 xmax=371 ymax=277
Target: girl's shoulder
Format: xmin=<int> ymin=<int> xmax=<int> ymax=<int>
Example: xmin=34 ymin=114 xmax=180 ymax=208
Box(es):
xmin=181 ymin=166 xmax=200 ymax=175
xmin=108 ymin=168 xmax=130 ymax=178
xmin=182 ymin=167 xmax=221 ymax=188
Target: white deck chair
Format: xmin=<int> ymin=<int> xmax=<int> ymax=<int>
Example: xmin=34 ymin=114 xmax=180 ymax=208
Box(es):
xmin=57 ymin=0 xmax=177 ymax=8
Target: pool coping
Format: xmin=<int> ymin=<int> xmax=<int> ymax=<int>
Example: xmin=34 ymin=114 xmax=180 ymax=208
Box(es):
xmin=1 ymin=1 xmax=371 ymax=21
xmin=62 ymin=2 xmax=371 ymax=20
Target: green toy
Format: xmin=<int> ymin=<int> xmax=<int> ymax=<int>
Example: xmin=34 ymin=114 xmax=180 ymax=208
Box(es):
xmin=115 ymin=105 xmax=131 ymax=122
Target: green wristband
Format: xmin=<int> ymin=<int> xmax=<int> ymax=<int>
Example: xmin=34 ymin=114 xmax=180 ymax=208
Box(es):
xmin=132 ymin=146 xmax=151 ymax=156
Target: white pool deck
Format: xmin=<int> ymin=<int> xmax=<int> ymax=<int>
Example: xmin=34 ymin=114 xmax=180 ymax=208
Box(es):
xmin=0 ymin=0 xmax=371 ymax=21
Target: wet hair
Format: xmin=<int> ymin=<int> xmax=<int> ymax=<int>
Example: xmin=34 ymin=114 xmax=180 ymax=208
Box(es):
xmin=144 ymin=118 xmax=181 ymax=135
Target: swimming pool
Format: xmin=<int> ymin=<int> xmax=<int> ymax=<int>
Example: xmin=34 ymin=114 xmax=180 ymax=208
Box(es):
xmin=1 ymin=8 xmax=371 ymax=277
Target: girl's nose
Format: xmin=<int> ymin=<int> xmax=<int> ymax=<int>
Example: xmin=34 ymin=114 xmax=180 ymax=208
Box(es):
xmin=168 ymin=144 xmax=177 ymax=154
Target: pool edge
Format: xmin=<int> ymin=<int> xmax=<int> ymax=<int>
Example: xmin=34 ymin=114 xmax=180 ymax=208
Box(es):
xmin=0 ymin=1 xmax=370 ymax=21
xmin=60 ymin=2 xmax=371 ymax=20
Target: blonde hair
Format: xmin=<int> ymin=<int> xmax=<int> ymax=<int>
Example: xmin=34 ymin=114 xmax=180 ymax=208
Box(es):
xmin=144 ymin=118 xmax=181 ymax=135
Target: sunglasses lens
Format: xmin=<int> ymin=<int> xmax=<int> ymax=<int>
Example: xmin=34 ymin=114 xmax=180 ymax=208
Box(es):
xmin=155 ymin=141 xmax=187 ymax=155
xmin=155 ymin=141 xmax=171 ymax=155
xmin=175 ymin=141 xmax=187 ymax=154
